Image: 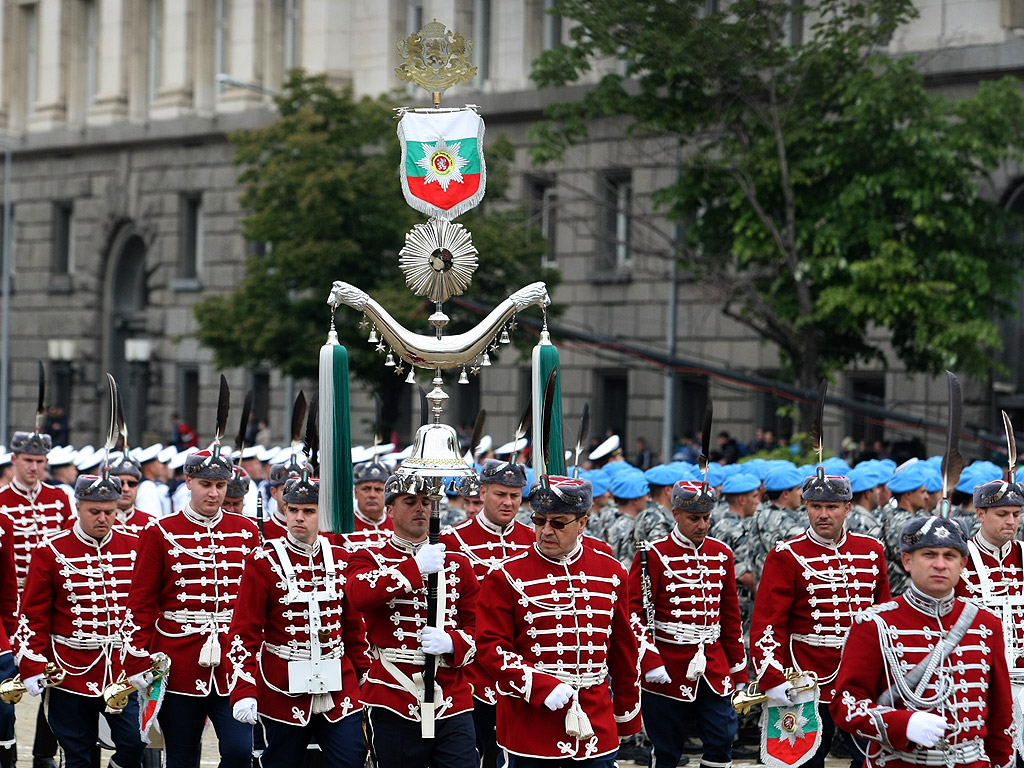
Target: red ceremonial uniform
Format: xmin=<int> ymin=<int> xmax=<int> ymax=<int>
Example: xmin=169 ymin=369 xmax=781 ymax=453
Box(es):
xmin=956 ymin=534 xmax=1024 ymax=682
xmin=227 ymin=535 xmax=368 ymax=725
xmin=629 ymin=529 xmax=747 ymax=701
xmin=122 ymin=506 xmax=260 ymax=696
xmin=18 ymin=524 xmax=137 ymax=696
xmin=0 ymin=514 xmax=18 ymax=641
xmin=476 ymin=542 xmax=641 ymax=760
xmin=583 ymin=535 xmax=613 ymax=556
xmin=262 ymin=509 xmax=288 ymax=541
xmin=750 ymin=528 xmax=889 ymax=702
xmin=347 ymin=534 xmax=478 ymax=722
xmin=113 ymin=507 xmax=154 ymax=538
xmin=340 ymin=510 xmax=393 ymax=551
xmin=0 ymin=479 xmax=74 ymax=587
xmin=831 ymin=589 xmax=1014 ymax=768
xmin=440 ymin=514 xmax=533 ymax=705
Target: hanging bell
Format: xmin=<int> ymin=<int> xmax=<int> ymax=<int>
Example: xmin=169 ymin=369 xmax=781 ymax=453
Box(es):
xmin=406 ymin=368 xmax=416 ymax=384
xmin=499 ymin=328 xmax=511 ymax=344
xmin=458 ymin=368 xmax=469 ymax=384
xmin=385 ymin=351 xmax=395 ymax=367
xmin=368 ymin=327 xmax=379 ymax=343
xmin=482 ymin=352 xmax=491 ymax=366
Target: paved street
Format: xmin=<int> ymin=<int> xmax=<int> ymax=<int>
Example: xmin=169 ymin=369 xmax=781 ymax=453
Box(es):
xmin=10 ymin=697 xmax=849 ymax=767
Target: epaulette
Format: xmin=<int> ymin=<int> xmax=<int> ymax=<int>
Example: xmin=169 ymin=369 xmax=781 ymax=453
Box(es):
xmin=854 ymin=600 xmax=898 ymax=623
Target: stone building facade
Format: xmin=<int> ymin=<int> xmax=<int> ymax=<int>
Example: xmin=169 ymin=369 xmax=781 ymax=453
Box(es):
xmin=0 ymin=0 xmax=1022 ymax=460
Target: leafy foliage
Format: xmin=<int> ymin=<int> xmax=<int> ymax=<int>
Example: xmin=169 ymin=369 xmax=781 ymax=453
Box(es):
xmin=531 ymin=0 xmax=1024 ymax=422
xmin=195 ymin=71 xmax=557 ymax=430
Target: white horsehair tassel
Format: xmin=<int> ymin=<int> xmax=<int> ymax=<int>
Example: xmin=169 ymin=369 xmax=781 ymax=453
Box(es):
xmin=199 ymin=634 xmax=221 ymax=668
xmin=686 ymin=642 xmax=706 ymax=681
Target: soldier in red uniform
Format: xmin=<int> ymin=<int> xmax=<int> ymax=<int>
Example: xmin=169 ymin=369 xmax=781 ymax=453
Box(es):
xmin=629 ymin=480 xmax=746 ymax=768
xmin=263 ymin=457 xmax=303 ymax=540
xmin=955 ymin=478 xmax=1024 ymax=762
xmin=122 ymin=447 xmax=260 ymax=768
xmin=476 ymin=475 xmax=641 ymax=768
xmin=347 ymin=475 xmax=479 ymax=768
xmin=832 ymin=515 xmax=1014 ymax=768
xmin=441 ymin=457 xmax=533 ymax=768
xmin=0 ymin=513 xmax=16 ymax=768
xmin=1 ymin=428 xmax=73 ymax=768
xmin=107 ymin=452 xmax=154 ymax=538
xmin=749 ymin=472 xmax=890 ymax=768
xmin=228 ymin=473 xmax=369 ymax=767
xmin=19 ymin=473 xmax=143 ymax=768
xmin=342 ymin=460 xmax=393 ymax=550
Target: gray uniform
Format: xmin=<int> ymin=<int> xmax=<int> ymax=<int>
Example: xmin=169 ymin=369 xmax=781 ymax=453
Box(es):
xmin=709 ymin=509 xmax=755 ymax=635
xmin=880 ymin=505 xmax=918 ymax=596
xmin=846 ymin=503 xmax=883 ymax=540
xmin=605 ymin=511 xmax=639 ymax=566
xmin=747 ymin=501 xmax=806 ymax=580
xmin=588 ymin=500 xmax=618 ymax=542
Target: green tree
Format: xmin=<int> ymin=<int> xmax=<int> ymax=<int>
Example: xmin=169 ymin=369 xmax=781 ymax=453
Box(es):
xmin=532 ymin=0 xmax=1024 ymax=428
xmin=195 ymin=71 xmax=556 ymax=437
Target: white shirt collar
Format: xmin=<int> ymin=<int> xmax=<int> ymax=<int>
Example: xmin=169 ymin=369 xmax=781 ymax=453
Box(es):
xmin=806 ymin=525 xmax=846 ymax=548
xmin=73 ymin=520 xmax=112 ymax=548
xmin=976 ymin=530 xmax=1014 ymax=560
xmin=534 ymin=540 xmax=583 ymax=565
xmin=183 ymin=504 xmax=222 ymax=528
xmin=476 ymin=512 xmax=515 ymax=537
xmin=670 ymin=525 xmax=701 ymax=551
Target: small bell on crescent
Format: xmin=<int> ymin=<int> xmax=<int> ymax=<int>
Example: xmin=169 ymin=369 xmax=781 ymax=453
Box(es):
xmin=385 ymin=351 xmax=396 ymax=367
xmin=368 ymin=327 xmax=379 ymax=343
xmin=500 ymin=328 xmax=511 ymax=344
xmin=406 ymin=368 xmax=416 ymax=384
xmin=458 ymin=367 xmax=469 ymax=384
xmin=482 ymin=352 xmax=491 ymax=366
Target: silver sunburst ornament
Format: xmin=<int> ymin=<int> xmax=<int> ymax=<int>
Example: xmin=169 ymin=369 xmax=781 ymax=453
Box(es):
xmin=399 ymin=218 xmax=478 ymax=304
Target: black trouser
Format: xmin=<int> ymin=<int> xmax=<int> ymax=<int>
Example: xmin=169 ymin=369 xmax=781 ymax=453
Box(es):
xmin=366 ymin=708 xmax=477 ymax=768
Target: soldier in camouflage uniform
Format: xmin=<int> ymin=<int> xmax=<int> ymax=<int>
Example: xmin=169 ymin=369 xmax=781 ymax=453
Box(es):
xmin=747 ymin=464 xmax=806 ymax=580
xmin=604 ymin=468 xmax=651 ymax=565
xmin=845 ymin=463 xmax=884 ymax=539
xmin=879 ymin=463 xmax=929 ymax=596
xmin=632 ymin=465 xmax=678 ymax=551
xmin=710 ymin=472 xmax=759 ymax=632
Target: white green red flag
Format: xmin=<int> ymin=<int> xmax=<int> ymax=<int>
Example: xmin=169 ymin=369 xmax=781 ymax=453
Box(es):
xmin=759 ymin=697 xmax=821 ymax=768
xmin=398 ymin=108 xmax=486 ymax=220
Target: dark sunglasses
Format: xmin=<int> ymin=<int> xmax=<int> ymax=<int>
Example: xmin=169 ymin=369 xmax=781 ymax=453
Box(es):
xmin=530 ymin=514 xmax=579 ymax=530
xmin=121 ymin=480 xmax=139 ymax=488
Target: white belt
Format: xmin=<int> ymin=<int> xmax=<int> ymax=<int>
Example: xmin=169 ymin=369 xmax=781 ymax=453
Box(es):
xmin=791 ymin=632 xmax=845 ymax=648
xmin=52 ymin=634 xmax=122 ymax=651
xmin=538 ymin=665 xmax=608 ymax=689
xmin=265 ymin=642 xmax=342 ymax=662
xmin=376 ymin=647 xmax=427 ymax=666
xmin=880 ymin=738 xmax=985 ymax=766
xmin=654 ymin=621 xmax=721 ymax=645
xmin=162 ymin=610 xmax=232 ymax=626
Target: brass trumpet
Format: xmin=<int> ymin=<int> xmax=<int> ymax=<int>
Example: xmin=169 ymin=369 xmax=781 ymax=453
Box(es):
xmin=0 ymin=662 xmax=67 ymax=705
xmin=731 ymin=669 xmax=818 ymax=715
xmin=103 ymin=656 xmax=171 ymax=713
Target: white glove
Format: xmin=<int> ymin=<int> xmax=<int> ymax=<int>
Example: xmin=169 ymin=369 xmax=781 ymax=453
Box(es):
xmin=644 ymin=665 xmax=672 ymax=684
xmin=24 ymin=674 xmax=46 ymax=697
xmin=420 ymin=626 xmax=454 ymax=656
xmin=764 ymin=681 xmax=796 ymax=708
xmin=232 ymin=697 xmax=259 ymax=725
xmin=414 ymin=543 xmax=446 ymax=575
xmin=906 ymin=712 xmax=947 ymax=747
xmin=543 ymin=682 xmax=575 ymax=711
xmin=128 ymin=670 xmax=155 ymax=693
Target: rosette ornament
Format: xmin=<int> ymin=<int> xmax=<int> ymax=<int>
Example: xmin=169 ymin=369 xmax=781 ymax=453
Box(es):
xmin=399 ymin=218 xmax=478 ymax=304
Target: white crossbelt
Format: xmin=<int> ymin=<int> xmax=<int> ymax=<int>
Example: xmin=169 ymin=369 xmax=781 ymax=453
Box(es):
xmin=537 ymin=664 xmax=608 ymax=689
xmin=265 ymin=642 xmax=342 ymax=662
xmin=878 ymin=738 xmax=985 ymax=767
xmin=162 ymin=610 xmax=232 ymax=626
xmin=791 ymin=632 xmax=845 ymax=648
xmin=375 ymin=647 xmax=427 ymax=666
xmin=654 ymin=621 xmax=721 ymax=645
xmin=52 ymin=634 xmax=122 ymax=651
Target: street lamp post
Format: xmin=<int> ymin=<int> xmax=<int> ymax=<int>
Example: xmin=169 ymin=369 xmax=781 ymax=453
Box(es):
xmin=0 ymin=140 xmax=13 ymax=445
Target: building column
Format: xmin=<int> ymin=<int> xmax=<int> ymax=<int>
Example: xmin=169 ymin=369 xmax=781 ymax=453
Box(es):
xmin=89 ymin=0 xmax=129 ymax=124
xmin=27 ymin=0 xmax=66 ymax=131
xmin=150 ymin=0 xmax=194 ymax=119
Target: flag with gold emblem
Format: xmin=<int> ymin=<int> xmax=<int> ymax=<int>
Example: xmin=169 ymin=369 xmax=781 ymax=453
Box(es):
xmin=760 ymin=693 xmax=821 ymax=768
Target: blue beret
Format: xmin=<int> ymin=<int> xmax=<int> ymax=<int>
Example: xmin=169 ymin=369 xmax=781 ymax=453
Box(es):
xmin=954 ymin=465 xmax=979 ymax=494
xmin=900 ymin=515 xmax=967 ymax=556
xmin=922 ymin=466 xmax=943 ymax=494
xmin=741 ymin=459 xmax=769 ymax=480
xmin=763 ymin=465 xmax=803 ymax=493
xmin=887 ymin=464 xmax=928 ymax=494
xmin=848 ymin=465 xmax=878 ymax=494
xmin=879 ymin=459 xmax=897 ymax=473
xmin=705 ymin=464 xmax=727 ymax=488
xmin=668 ymin=462 xmax=698 ymax=483
xmin=585 ymin=469 xmax=611 ymax=498
xmin=821 ymin=457 xmax=851 ymax=476
xmin=602 ymin=461 xmax=634 ymax=477
xmin=644 ymin=464 xmax=677 ymax=486
xmin=522 ymin=467 xmax=535 ymax=498
xmin=925 ymin=455 xmax=943 ymax=467
xmin=609 ymin=469 xmax=650 ymax=500
xmin=969 ymin=461 xmax=1004 ymax=485
xmin=721 ymin=473 xmax=760 ymax=495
